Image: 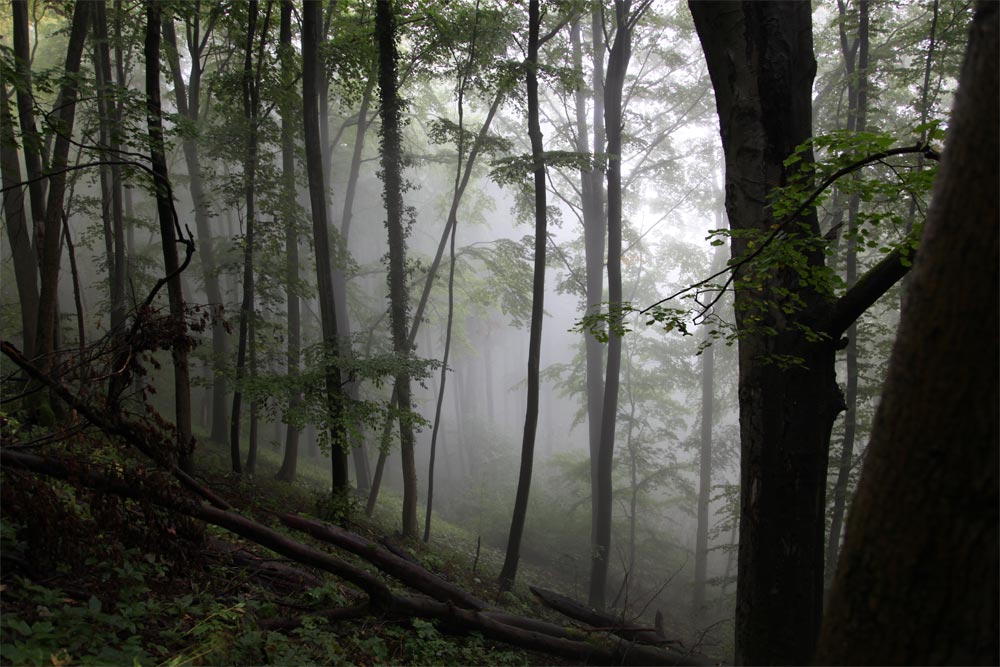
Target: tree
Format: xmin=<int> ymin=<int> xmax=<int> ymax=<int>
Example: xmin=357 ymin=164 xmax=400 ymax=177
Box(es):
xmin=816 ymin=4 xmax=998 ymax=662
xmin=375 ymin=0 xmax=420 ymax=538
xmin=498 ymin=0 xmax=549 ymax=592
xmin=145 ymin=0 xmax=195 ymax=473
xmin=824 ymin=0 xmax=870 ymax=588
xmin=0 ymin=73 xmax=38 ymax=361
xmin=302 ymin=0 xmax=350 ymax=492
xmin=275 ymin=0 xmax=302 ymax=483
xmin=590 ymin=0 xmax=646 ymax=611
xmin=689 ymin=1 xmax=923 ymax=662
xmin=161 ymin=4 xmax=229 ymax=445
xmin=31 ymin=0 xmax=91 ymax=375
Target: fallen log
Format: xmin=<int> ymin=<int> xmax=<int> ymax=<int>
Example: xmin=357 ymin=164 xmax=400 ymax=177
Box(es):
xmin=531 ymin=586 xmax=680 ymax=646
xmin=2 ymin=450 xmax=715 ymax=665
xmin=275 ymin=511 xmax=486 ymax=611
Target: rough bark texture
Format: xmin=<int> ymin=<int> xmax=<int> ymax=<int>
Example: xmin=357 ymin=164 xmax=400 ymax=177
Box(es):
xmin=815 ymin=5 xmax=999 ymax=663
xmin=375 ymin=0 xmax=419 ymax=537
xmin=689 ymin=3 xmax=837 ymax=663
xmin=498 ymin=0 xmax=546 ymax=592
xmin=302 ymin=0 xmax=350 ymax=491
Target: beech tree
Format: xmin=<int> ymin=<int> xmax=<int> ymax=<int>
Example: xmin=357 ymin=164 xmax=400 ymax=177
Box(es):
xmin=689 ymin=1 xmax=930 ymax=662
xmin=375 ymin=0 xmax=420 ymax=538
xmin=302 ymin=0 xmax=350 ymax=492
xmin=816 ymin=4 xmax=998 ymax=662
xmin=498 ymin=0 xmax=548 ymax=593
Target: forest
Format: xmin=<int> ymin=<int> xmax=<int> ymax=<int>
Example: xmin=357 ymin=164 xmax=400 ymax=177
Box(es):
xmin=0 ymin=0 xmax=996 ymax=664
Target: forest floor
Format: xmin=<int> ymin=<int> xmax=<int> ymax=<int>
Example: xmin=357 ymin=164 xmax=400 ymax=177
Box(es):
xmin=0 ymin=434 xmax=723 ymax=666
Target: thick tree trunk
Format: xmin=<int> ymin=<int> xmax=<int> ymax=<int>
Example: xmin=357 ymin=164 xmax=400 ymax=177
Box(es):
xmin=303 ymin=0 xmax=350 ymax=492
xmin=816 ymin=6 xmax=998 ymax=662
xmin=375 ymin=0 xmax=419 ymax=537
xmin=498 ymin=0 xmax=547 ymax=592
xmin=145 ymin=0 xmax=194 ymax=473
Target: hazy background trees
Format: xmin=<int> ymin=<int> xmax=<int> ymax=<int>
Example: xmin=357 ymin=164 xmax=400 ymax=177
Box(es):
xmin=0 ymin=0 xmax=980 ymax=662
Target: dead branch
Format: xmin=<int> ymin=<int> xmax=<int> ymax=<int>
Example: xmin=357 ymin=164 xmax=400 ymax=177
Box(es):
xmin=531 ymin=586 xmax=680 ymax=646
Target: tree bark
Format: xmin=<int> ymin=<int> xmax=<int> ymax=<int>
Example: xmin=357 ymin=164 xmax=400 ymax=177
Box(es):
xmin=276 ymin=0 xmax=302 ymax=483
xmin=145 ymin=0 xmax=194 ymax=473
xmin=303 ymin=0 xmax=350 ymax=492
xmin=824 ymin=0 xmax=869 ymax=589
xmin=590 ymin=0 xmax=634 ymax=611
xmin=498 ymin=0 xmax=547 ymax=592
xmin=375 ymin=0 xmax=419 ymax=537
xmin=815 ymin=5 xmax=998 ymax=663
xmin=33 ymin=0 xmax=91 ymax=374
xmin=0 ymin=80 xmax=38 ymax=360
xmin=162 ymin=8 xmax=229 ymax=445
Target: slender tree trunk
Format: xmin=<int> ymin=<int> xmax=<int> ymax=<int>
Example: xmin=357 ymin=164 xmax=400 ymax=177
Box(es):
xmin=692 ymin=314 xmax=715 ymax=617
xmin=334 ymin=71 xmax=376 ymax=495
xmin=231 ymin=0 xmax=264 ymax=476
xmin=571 ymin=17 xmax=608 ymax=556
xmin=590 ymin=0 xmax=633 ymax=611
xmin=825 ymin=0 xmax=869 ymax=589
xmin=303 ymin=0 xmax=350 ymax=492
xmin=11 ymin=0 xmax=48 ymax=250
xmin=91 ymin=0 xmax=126 ymax=340
xmin=0 ymin=81 xmax=38 ymax=360
xmin=145 ymin=0 xmax=194 ymax=473
xmin=32 ymin=0 xmax=90 ymax=375
xmin=276 ymin=0 xmax=301 ymax=483
xmin=816 ymin=8 xmax=998 ymax=661
xmin=498 ymin=0 xmax=547 ymax=592
xmin=162 ymin=11 xmax=229 ymax=444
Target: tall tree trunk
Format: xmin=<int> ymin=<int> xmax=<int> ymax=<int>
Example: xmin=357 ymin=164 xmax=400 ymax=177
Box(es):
xmin=145 ymin=0 xmax=194 ymax=473
xmin=498 ymin=0 xmax=547 ymax=592
xmin=364 ymin=74 xmax=506 ymax=515
xmin=333 ymin=71 xmax=376 ymax=495
xmin=11 ymin=0 xmax=47 ymax=250
xmin=375 ymin=0 xmax=419 ymax=538
xmin=691 ymin=245 xmax=721 ymax=617
xmin=690 ymin=2 xmax=917 ymax=662
xmin=32 ymin=0 xmax=91 ymax=375
xmin=590 ymin=0 xmax=633 ymax=611
xmin=230 ymin=0 xmax=265 ymax=476
xmin=825 ymin=0 xmax=869 ymax=589
xmin=276 ymin=0 xmax=301 ymax=483
xmin=0 ymin=81 xmax=38 ymax=360
xmin=162 ymin=9 xmax=229 ymax=444
xmin=302 ymin=0 xmax=350 ymax=492
xmin=571 ymin=16 xmax=608 ymax=556
xmin=816 ymin=7 xmax=998 ymax=662
xmin=91 ymin=0 xmax=127 ymax=340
